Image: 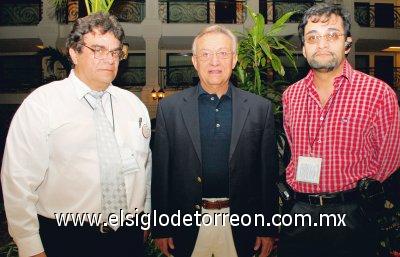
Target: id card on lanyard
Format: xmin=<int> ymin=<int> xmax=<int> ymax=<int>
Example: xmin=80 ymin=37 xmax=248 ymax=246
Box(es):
xmin=295 ymin=81 xmax=342 ymax=184
xmin=296 ymin=156 xmax=322 ymax=184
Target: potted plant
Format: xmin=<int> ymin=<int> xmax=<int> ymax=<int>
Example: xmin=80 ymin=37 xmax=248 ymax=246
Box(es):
xmin=51 ymin=0 xmax=115 ymax=23
xmin=82 ymin=0 xmax=115 ymax=14
xmin=36 ymin=46 xmax=71 ymax=83
xmin=235 ymin=7 xmax=296 ymax=167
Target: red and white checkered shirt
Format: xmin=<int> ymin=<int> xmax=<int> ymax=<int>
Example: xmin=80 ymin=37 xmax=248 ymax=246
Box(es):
xmin=283 ymin=60 xmax=400 ymax=193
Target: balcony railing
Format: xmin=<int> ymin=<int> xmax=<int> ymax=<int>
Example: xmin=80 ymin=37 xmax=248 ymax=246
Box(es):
xmin=159 ymin=65 xmax=198 ymax=88
xmin=113 ymin=67 xmax=146 ymax=88
xmin=159 ymin=0 xmax=246 ymax=24
xmin=355 ymin=2 xmax=400 ymax=28
xmin=111 ymin=0 xmax=145 ymax=23
xmin=58 ymin=0 xmax=145 ymax=23
xmin=158 ymin=65 xmax=308 ymax=89
xmin=0 ymin=0 xmax=42 ymax=26
xmin=0 ymin=67 xmax=146 ymax=93
xmin=260 ymin=0 xmax=322 ymax=24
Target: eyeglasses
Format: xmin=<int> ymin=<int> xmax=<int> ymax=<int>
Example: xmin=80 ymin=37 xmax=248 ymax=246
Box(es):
xmin=80 ymin=43 xmax=123 ymax=60
xmin=305 ymin=32 xmax=345 ymax=44
xmin=195 ymin=50 xmax=233 ymax=61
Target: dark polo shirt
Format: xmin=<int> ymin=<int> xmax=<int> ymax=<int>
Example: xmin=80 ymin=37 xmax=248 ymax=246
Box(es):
xmin=198 ymin=84 xmax=232 ymax=198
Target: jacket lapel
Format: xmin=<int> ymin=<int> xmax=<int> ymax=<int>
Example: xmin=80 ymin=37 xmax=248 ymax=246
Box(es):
xmin=229 ymin=87 xmax=249 ymax=160
xmin=181 ymin=87 xmax=202 ymax=162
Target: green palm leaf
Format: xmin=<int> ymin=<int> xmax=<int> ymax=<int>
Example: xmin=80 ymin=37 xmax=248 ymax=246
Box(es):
xmin=84 ymin=0 xmax=115 ymax=14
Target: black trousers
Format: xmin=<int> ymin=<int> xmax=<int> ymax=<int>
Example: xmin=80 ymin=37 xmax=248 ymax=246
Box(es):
xmin=277 ymin=201 xmax=379 ymax=257
xmin=38 ymin=215 xmax=144 ymax=257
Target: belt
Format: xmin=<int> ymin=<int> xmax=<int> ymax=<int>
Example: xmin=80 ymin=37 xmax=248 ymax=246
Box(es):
xmin=38 ymin=214 xmax=116 ymax=234
xmin=100 ymin=212 xmax=144 ymax=233
xmin=202 ymin=199 xmax=229 ymax=210
xmin=293 ymin=189 xmax=359 ymax=206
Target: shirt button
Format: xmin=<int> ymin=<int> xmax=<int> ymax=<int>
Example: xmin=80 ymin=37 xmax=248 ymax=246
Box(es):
xmin=210 ymin=97 xmax=215 ymax=101
xmin=216 ymin=123 xmax=220 ymax=128
xmin=195 ymin=204 xmax=201 ymax=210
xmin=320 ymin=117 xmax=324 ymax=121
xmin=215 ymin=108 xmax=219 ymax=112
xmin=197 ymin=177 xmax=202 ymax=183
xmin=318 ymin=139 xmax=322 ymax=143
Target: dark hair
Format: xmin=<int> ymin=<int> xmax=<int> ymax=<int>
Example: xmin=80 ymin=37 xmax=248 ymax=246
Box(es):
xmin=66 ymin=12 xmax=125 ymax=53
xmin=298 ymin=3 xmax=351 ymax=46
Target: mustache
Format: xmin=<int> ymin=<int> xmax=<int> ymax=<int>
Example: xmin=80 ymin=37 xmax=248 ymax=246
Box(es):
xmin=312 ymin=51 xmax=335 ymax=58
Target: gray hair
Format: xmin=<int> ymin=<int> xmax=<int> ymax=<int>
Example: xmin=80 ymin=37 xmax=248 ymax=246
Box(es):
xmin=192 ymin=25 xmax=238 ymax=54
xmin=66 ymin=12 xmax=125 ymax=53
xmin=298 ymin=3 xmax=351 ymax=46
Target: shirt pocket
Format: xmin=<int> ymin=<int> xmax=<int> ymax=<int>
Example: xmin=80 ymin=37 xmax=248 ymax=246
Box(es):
xmin=118 ymin=120 xmax=150 ymax=153
xmin=120 ymin=147 xmax=140 ymax=175
xmin=334 ymin=114 xmax=368 ymax=153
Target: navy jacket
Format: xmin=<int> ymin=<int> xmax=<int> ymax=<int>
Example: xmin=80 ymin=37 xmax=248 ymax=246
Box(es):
xmin=152 ymin=84 xmax=279 ymax=257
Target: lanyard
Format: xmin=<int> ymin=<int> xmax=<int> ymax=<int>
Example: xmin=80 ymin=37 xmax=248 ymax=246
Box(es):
xmin=84 ymin=93 xmax=115 ymax=132
xmin=305 ymin=82 xmax=341 ymax=155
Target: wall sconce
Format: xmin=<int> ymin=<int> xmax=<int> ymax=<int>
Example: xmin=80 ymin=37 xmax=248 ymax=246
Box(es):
xmin=152 ymin=88 xmax=165 ymax=101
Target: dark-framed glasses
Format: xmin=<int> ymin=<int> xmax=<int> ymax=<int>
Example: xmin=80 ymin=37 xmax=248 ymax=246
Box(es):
xmin=80 ymin=43 xmax=123 ymax=61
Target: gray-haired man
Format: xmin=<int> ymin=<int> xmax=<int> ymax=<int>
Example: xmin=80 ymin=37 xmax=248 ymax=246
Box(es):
xmin=152 ymin=25 xmax=279 ymax=257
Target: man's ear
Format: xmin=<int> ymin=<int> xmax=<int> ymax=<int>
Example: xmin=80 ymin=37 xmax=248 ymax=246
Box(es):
xmin=344 ymin=36 xmax=353 ymax=54
xmin=69 ymin=48 xmax=78 ymax=65
xmin=232 ymin=53 xmax=238 ymax=70
xmin=302 ymin=45 xmax=306 ymax=58
xmin=192 ymin=55 xmax=199 ymax=71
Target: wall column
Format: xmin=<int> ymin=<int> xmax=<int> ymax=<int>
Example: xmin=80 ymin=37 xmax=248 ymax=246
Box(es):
xmin=38 ymin=0 xmax=59 ymax=47
xmin=141 ymin=36 xmax=161 ymax=119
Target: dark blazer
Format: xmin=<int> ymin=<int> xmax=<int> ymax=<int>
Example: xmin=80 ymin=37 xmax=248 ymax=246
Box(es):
xmin=152 ymin=85 xmax=278 ymax=257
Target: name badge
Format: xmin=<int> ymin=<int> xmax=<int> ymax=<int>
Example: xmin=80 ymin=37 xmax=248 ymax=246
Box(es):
xmin=141 ymin=124 xmax=151 ymax=139
xmin=295 ymin=156 xmax=322 ymax=184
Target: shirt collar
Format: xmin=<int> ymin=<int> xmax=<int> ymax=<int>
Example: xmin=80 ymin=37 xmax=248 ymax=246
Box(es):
xmin=304 ymin=59 xmax=354 ymax=90
xmin=69 ymin=69 xmax=116 ymax=100
xmin=197 ymin=82 xmax=233 ymax=99
xmin=341 ymin=59 xmax=354 ymax=81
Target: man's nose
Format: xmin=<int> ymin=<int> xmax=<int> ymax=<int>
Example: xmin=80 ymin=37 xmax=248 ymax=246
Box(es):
xmin=316 ymin=37 xmax=329 ymax=49
xmin=210 ymin=53 xmax=220 ymax=65
xmin=103 ymin=52 xmax=116 ymax=64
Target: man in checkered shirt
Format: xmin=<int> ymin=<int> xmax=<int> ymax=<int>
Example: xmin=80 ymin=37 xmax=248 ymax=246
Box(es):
xmin=278 ymin=4 xmax=400 ymax=257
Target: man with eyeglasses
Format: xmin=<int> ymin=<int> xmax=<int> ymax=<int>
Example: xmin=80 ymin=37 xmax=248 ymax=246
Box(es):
xmin=278 ymin=4 xmax=400 ymax=257
xmin=1 ymin=13 xmax=151 ymax=257
xmin=151 ymin=25 xmax=279 ymax=257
